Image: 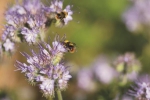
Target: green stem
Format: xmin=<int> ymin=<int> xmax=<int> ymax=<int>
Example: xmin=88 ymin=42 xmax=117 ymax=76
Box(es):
xmin=48 ymin=97 xmax=53 ymax=100
xmin=57 ymin=89 xmax=63 ymax=100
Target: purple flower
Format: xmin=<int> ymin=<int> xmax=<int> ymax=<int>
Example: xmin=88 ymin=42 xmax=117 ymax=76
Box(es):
xmin=50 ymin=0 xmax=63 ymax=13
xmin=77 ymin=68 xmax=96 ymax=92
xmin=21 ymin=27 xmax=39 ymax=44
xmin=3 ymin=39 xmax=15 ymax=52
xmin=15 ymin=36 xmax=72 ymax=98
xmin=2 ymin=25 xmax=16 ymax=41
xmin=113 ymin=52 xmax=141 ymax=84
xmin=39 ymin=78 xmax=55 ymax=97
xmin=128 ymin=75 xmax=150 ymax=100
xmin=93 ymin=55 xmax=118 ymax=84
xmin=23 ymin=0 xmax=42 ymax=15
xmin=114 ymin=52 xmax=141 ymax=75
xmin=1 ymin=0 xmax=73 ymax=55
xmin=122 ymin=0 xmax=150 ymax=32
xmin=45 ymin=0 xmax=73 ymax=27
xmin=1 ymin=0 xmax=47 ymax=54
xmin=5 ymin=5 xmax=27 ymax=27
xmin=63 ymin=5 xmax=73 ymax=25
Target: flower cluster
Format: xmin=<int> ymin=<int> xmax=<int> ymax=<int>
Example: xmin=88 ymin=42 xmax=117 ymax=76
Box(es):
xmin=129 ymin=75 xmax=150 ymax=100
xmin=77 ymin=55 xmax=117 ymax=92
xmin=93 ymin=55 xmax=118 ymax=84
xmin=1 ymin=0 xmax=73 ymax=55
xmin=15 ymin=36 xmax=72 ymax=98
xmin=77 ymin=68 xmax=97 ymax=92
xmin=122 ymin=0 xmax=150 ymax=32
xmin=114 ymin=52 xmax=141 ymax=76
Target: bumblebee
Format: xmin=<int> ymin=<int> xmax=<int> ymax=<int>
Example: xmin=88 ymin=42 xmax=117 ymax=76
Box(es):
xmin=45 ymin=11 xmax=68 ymax=27
xmin=55 ymin=11 xmax=68 ymax=27
xmin=61 ymin=40 xmax=76 ymax=53
xmin=56 ymin=11 xmax=68 ymax=20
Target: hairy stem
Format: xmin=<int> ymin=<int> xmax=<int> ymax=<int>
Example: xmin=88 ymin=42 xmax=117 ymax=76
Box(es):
xmin=57 ymin=89 xmax=63 ymax=100
xmin=48 ymin=97 xmax=53 ymax=100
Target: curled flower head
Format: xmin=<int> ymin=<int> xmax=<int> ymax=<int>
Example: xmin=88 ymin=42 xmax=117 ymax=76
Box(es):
xmin=128 ymin=75 xmax=150 ymax=100
xmin=23 ymin=0 xmax=42 ymax=15
xmin=114 ymin=52 xmax=141 ymax=85
xmin=15 ymin=36 xmax=73 ymax=98
xmin=50 ymin=0 xmax=63 ymax=13
xmin=114 ymin=52 xmax=141 ymax=75
xmin=1 ymin=0 xmax=47 ymax=55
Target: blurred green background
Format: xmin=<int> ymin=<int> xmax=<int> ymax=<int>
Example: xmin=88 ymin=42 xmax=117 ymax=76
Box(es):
xmin=0 ymin=0 xmax=150 ymax=100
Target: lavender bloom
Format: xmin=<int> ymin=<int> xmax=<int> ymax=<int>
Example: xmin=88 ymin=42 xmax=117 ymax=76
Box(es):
xmin=123 ymin=0 xmax=150 ymax=32
xmin=77 ymin=68 xmax=97 ymax=92
xmin=1 ymin=0 xmax=47 ymax=54
xmin=1 ymin=0 xmax=73 ymax=55
xmin=15 ymin=36 xmax=72 ymax=98
xmin=2 ymin=25 xmax=16 ymax=41
xmin=93 ymin=55 xmax=118 ymax=84
xmin=3 ymin=39 xmax=15 ymax=53
xmin=21 ymin=27 xmax=39 ymax=44
xmin=63 ymin=5 xmax=73 ymax=25
xmin=113 ymin=52 xmax=141 ymax=85
xmin=23 ymin=0 xmax=42 ymax=15
xmin=50 ymin=0 xmax=63 ymax=13
xmin=129 ymin=75 xmax=150 ymax=100
xmin=5 ymin=5 xmax=26 ymax=27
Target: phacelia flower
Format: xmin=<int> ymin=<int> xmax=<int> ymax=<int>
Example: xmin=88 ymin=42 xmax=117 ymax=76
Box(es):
xmin=114 ymin=52 xmax=141 ymax=85
xmin=23 ymin=0 xmax=42 ymax=15
xmin=122 ymin=0 xmax=150 ymax=32
xmin=93 ymin=55 xmax=118 ymax=84
xmin=128 ymin=75 xmax=150 ymax=100
xmin=15 ymin=36 xmax=72 ymax=98
xmin=45 ymin=0 xmax=73 ymax=27
xmin=114 ymin=52 xmax=141 ymax=75
xmin=3 ymin=39 xmax=15 ymax=53
xmin=50 ymin=0 xmax=63 ymax=13
xmin=1 ymin=0 xmax=73 ymax=55
xmin=77 ymin=68 xmax=97 ymax=92
xmin=1 ymin=0 xmax=46 ymax=54
xmin=21 ymin=27 xmax=39 ymax=44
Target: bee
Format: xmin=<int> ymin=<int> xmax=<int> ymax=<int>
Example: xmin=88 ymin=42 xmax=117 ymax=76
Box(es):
xmin=61 ymin=40 xmax=76 ymax=53
xmin=55 ymin=11 xmax=68 ymax=27
xmin=56 ymin=11 xmax=68 ymax=20
xmin=45 ymin=11 xmax=68 ymax=27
